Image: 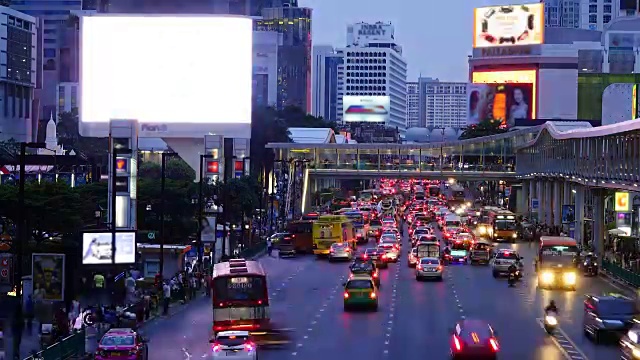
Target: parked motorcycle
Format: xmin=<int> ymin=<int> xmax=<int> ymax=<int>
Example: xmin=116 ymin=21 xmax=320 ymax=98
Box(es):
xmin=544 ymin=311 xmax=558 ymax=334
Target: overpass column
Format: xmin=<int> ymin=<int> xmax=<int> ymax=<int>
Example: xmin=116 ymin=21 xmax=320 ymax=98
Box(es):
xmin=592 ymin=189 xmax=606 ymax=254
xmin=553 ymin=181 xmax=561 ymax=227
xmin=529 ymin=180 xmax=536 ymax=219
xmin=563 ymin=181 xmax=571 ymax=207
xmin=519 ymin=181 xmax=529 ymax=216
xmin=574 ymin=185 xmax=585 ymax=245
xmin=536 ymin=180 xmax=544 ymax=224
xmin=544 ymin=180 xmax=553 ymax=226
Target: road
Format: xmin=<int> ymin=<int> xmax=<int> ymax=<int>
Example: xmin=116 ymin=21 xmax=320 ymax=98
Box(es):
xmin=143 ymin=224 xmax=628 ymax=359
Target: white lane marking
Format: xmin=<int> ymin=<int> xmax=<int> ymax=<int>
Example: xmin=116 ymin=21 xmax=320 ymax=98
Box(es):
xmin=383 ymin=265 xmax=401 ymax=357
xmin=536 ymin=318 xmax=590 ymax=360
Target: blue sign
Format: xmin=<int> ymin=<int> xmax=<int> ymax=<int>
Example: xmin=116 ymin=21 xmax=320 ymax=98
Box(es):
xmin=186 ymin=247 xmax=204 ymax=258
xmin=531 ymin=199 xmax=540 ymax=212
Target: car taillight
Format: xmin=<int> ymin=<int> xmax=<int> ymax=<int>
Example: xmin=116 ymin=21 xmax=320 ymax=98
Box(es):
xmin=453 ymin=335 xmax=462 ymax=351
xmin=370 ymin=292 xmax=376 ymax=299
xmin=489 ymin=338 xmax=499 ymax=351
xmin=437 ymin=266 xmax=443 ymax=271
xmin=363 ymin=254 xmax=368 ymax=259
xmin=245 ymin=342 xmax=256 ymax=351
xmin=129 ymin=348 xmax=139 ymax=356
xmin=373 ymin=272 xmax=379 ymax=278
xmin=343 ymin=292 xmax=349 ymax=298
xmin=416 ymin=265 xmax=422 ymax=270
xmin=212 ymin=343 xmax=221 ymax=352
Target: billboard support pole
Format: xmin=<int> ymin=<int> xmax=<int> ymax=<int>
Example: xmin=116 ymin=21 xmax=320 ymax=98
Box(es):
xmin=111 ymin=149 xmax=117 ymax=265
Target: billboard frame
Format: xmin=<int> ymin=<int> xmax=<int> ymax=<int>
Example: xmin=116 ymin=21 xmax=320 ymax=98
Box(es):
xmin=81 ymin=230 xmax=137 ymax=265
xmin=471 ymin=69 xmax=537 ymax=119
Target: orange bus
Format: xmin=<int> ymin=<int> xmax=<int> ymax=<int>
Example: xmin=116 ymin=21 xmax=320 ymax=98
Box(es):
xmin=212 ymin=259 xmax=269 ymax=334
xmin=286 ymin=220 xmax=314 ymax=253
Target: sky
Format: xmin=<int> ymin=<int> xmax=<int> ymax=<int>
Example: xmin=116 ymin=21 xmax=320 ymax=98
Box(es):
xmin=298 ymin=0 xmax=534 ymax=82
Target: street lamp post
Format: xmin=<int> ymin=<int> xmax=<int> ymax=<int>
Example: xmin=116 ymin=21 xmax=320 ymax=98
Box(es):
xmin=17 ymin=142 xmax=46 ymax=299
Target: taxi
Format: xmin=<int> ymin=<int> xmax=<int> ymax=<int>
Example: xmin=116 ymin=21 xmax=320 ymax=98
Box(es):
xmin=343 ymin=275 xmax=379 ymax=311
xmin=96 ymin=328 xmax=148 ymax=360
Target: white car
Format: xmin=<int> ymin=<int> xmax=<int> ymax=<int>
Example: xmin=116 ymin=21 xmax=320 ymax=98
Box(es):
xmin=491 ymin=249 xmax=524 ymax=278
xmin=211 ymin=331 xmax=257 ymax=359
xmin=328 ymin=242 xmax=353 ymax=261
xmin=415 ymin=257 xmax=444 ymax=281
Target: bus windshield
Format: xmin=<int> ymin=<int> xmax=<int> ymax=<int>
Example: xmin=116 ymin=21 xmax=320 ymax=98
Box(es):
xmin=495 ymin=220 xmax=516 ymax=230
xmin=540 ymin=245 xmax=579 ymax=259
xmin=346 ymin=213 xmax=364 ymax=225
xmin=213 ymin=275 xmax=266 ymax=302
xmin=428 ymin=186 xmax=440 ymax=196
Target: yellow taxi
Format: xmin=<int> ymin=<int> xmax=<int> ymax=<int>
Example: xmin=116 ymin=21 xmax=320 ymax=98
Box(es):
xmin=343 ymin=274 xmax=378 ymax=311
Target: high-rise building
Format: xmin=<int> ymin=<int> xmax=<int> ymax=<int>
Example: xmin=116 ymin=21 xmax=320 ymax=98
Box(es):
xmin=580 ymin=0 xmax=620 ymax=30
xmin=256 ymin=6 xmax=312 ymax=112
xmin=418 ymin=78 xmax=467 ymax=129
xmin=311 ymin=45 xmax=343 ymax=121
xmin=336 ymin=22 xmax=408 ymax=132
xmin=544 ymin=0 xmax=580 ymax=28
xmin=406 ymin=82 xmax=419 ymax=128
xmin=0 ymin=7 xmax=38 ymax=142
xmin=10 ymin=0 xmax=87 ymax=121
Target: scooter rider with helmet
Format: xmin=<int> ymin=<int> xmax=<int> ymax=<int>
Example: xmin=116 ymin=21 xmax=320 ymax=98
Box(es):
xmin=545 ymin=300 xmax=559 ymax=314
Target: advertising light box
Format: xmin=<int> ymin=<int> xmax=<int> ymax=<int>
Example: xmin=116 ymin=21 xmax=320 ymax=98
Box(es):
xmin=82 ymin=232 xmax=136 ymax=264
xmin=79 ymin=15 xmax=253 ymax=138
xmin=342 ymin=96 xmax=390 ymax=122
xmin=472 ymin=70 xmax=537 ymax=122
xmin=467 ymin=83 xmax=533 ymax=128
xmin=474 ymin=3 xmax=544 ymax=48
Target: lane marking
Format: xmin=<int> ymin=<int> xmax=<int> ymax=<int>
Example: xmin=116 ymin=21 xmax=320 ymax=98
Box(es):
xmin=536 ymin=318 xmax=590 ymax=360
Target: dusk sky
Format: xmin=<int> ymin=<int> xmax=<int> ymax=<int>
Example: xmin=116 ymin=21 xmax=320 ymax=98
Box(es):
xmin=298 ymin=0 xmax=534 ymax=82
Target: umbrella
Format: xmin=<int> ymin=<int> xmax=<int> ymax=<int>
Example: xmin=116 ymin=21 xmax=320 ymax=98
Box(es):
xmin=608 ymin=228 xmax=627 ymax=236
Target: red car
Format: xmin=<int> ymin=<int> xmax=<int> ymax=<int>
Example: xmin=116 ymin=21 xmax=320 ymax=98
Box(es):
xmin=96 ymin=328 xmax=149 ymax=360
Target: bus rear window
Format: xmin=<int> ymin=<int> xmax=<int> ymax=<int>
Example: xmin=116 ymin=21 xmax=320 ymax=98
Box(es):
xmin=213 ymin=276 xmax=265 ymax=301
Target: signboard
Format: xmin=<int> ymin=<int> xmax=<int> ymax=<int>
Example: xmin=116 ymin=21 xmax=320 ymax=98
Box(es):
xmin=342 ymin=96 xmax=390 ymax=123
xmin=473 ymin=3 xmax=544 ymax=48
xmin=467 ymin=83 xmax=533 ymax=128
xmin=349 ymin=23 xmax=394 ymax=45
xmin=32 ymin=253 xmax=65 ymax=301
xmin=0 ymin=253 xmax=13 ymax=292
xmin=82 ymin=232 xmax=136 ymax=264
xmin=615 ymin=192 xmax=630 ymax=212
xmin=562 ymin=205 xmax=575 ymax=224
xmin=531 ymin=198 xmax=539 ymax=212
xmin=478 ymin=46 xmax=534 ymax=57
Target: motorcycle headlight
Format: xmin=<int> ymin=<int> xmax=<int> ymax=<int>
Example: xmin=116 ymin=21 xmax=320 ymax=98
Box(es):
xmin=545 ymin=316 xmax=558 ymax=326
xmin=563 ymin=272 xmax=577 ymax=285
xmin=540 ymin=272 xmax=554 ymax=284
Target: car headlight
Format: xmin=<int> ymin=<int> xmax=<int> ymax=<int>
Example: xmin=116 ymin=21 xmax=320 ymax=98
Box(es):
xmin=479 ymin=227 xmax=486 ymax=234
xmin=512 ymin=233 xmax=517 ymax=238
xmin=563 ymin=272 xmax=576 ymax=285
xmin=540 ymin=271 xmax=554 ymax=284
xmin=633 ymin=348 xmax=640 ymax=358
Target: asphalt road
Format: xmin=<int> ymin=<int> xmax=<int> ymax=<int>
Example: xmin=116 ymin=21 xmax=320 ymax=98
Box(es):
xmin=144 ymin=223 xmax=629 ymax=359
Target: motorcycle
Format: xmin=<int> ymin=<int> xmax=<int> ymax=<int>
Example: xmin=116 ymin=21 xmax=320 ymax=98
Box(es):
xmin=544 ymin=311 xmax=558 ymax=334
xmin=582 ymin=254 xmax=598 ymax=276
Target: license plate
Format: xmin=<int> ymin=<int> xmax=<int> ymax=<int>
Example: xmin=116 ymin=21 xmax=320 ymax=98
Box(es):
xmin=226 ymin=350 xmax=240 ymax=354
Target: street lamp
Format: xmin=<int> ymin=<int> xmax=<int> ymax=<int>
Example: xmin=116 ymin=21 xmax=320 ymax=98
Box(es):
xmin=17 ymin=142 xmax=46 ymax=299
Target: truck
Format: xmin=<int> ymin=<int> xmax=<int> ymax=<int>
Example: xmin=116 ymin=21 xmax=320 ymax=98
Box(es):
xmin=469 ymin=241 xmax=492 ymax=265
xmin=535 ymin=236 xmax=579 ymax=290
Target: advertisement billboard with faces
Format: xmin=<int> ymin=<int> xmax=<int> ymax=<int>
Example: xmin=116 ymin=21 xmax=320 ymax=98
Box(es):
xmin=467 ymin=83 xmax=533 ymax=128
xmin=474 ymin=3 xmax=544 ymax=48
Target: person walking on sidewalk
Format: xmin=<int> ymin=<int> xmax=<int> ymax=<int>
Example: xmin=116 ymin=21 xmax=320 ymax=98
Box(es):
xmin=266 ymin=238 xmax=273 ymax=257
xmin=162 ymin=281 xmax=171 ymax=316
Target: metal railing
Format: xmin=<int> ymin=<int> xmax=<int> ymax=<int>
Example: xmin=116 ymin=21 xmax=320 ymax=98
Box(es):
xmin=601 ymin=259 xmax=640 ymax=289
xmin=22 ymin=329 xmax=86 ymax=360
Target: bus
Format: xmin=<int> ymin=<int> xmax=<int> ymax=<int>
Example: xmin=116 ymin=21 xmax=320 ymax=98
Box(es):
xmin=448 ymin=185 xmax=466 ymax=207
xmin=286 ymin=220 xmax=314 ymax=253
xmin=211 ymin=259 xmax=269 ymax=334
xmin=535 ymin=236 xmax=579 ymax=290
xmin=301 ymin=212 xmax=320 ymax=221
xmin=487 ymin=209 xmax=518 ymax=242
xmin=344 ymin=210 xmax=368 ymax=244
xmin=312 ymin=215 xmax=356 ymax=256
xmin=330 ymin=198 xmax=351 ymax=212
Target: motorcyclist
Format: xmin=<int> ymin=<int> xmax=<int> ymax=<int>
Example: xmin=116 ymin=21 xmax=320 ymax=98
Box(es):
xmin=507 ymin=262 xmax=518 ymax=276
xmin=545 ymin=300 xmax=559 ymax=314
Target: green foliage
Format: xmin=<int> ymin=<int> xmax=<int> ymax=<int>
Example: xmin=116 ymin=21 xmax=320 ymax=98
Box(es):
xmin=458 ymin=118 xmax=508 ymax=140
xmin=213 ymin=176 xmax=260 ymax=223
xmin=57 ymin=109 xmax=109 ymax=157
xmin=138 ymin=158 xmax=196 ymax=182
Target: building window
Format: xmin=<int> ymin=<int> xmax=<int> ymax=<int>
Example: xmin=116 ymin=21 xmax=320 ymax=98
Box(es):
xmin=58 ymin=86 xmax=65 ymax=109
xmin=70 ymin=86 xmax=77 ymax=109
xmin=43 ymin=29 xmax=57 ymax=34
xmin=44 ymin=39 xmax=56 ymax=44
xmin=43 ymin=48 xmax=56 ymax=58
xmin=589 ymin=14 xmax=597 ymax=23
xmin=588 ymin=5 xmax=597 ymax=13
xmin=603 ymin=15 xmax=612 ymax=23
xmin=603 ymin=5 xmax=611 ymax=13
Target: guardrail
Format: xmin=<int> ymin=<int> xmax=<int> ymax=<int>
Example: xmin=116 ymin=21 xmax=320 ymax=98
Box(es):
xmin=22 ymin=329 xmax=86 ymax=360
xmin=601 ymin=259 xmax=640 ymax=288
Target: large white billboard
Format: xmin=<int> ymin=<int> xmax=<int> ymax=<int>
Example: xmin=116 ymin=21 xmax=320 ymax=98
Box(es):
xmin=342 ymin=96 xmax=390 ymax=122
xmin=79 ymin=15 xmax=253 ymax=138
xmin=473 ymin=3 xmax=544 ymax=48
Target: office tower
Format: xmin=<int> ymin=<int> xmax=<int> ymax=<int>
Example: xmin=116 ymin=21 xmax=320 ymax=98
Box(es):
xmin=337 ymin=22 xmax=408 ymax=132
xmin=544 ymin=0 xmax=580 ymax=28
xmin=418 ymin=78 xmax=467 ymax=128
xmin=580 ymin=0 xmax=635 ymax=31
xmin=256 ymin=6 xmax=312 ymax=112
xmin=406 ymin=82 xmax=419 ymax=128
xmin=311 ymin=45 xmax=343 ymax=121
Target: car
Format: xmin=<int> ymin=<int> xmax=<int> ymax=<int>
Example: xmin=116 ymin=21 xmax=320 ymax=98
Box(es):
xmin=378 ymin=241 xmax=400 ymax=262
xmin=491 ymin=250 xmax=523 ymax=277
xmin=362 ymin=248 xmax=389 ymax=268
xmin=328 ymin=242 xmax=353 ymax=262
xmin=584 ymin=293 xmax=638 ymax=343
xmin=407 ymin=247 xmax=419 ymax=267
xmin=211 ymin=330 xmax=257 ymax=359
xmin=343 ymin=275 xmax=378 ymax=311
xmin=449 ymin=319 xmax=500 ymax=359
xmin=96 ymin=328 xmax=149 ymax=360
xmin=349 ymin=260 xmax=380 ymax=287
xmin=380 ymin=233 xmax=399 ymax=245
xmin=415 ymin=257 xmax=443 ymax=281
xmin=620 ymin=324 xmax=640 ymax=359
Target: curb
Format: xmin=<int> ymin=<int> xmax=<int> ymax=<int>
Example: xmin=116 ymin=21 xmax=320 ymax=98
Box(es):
xmin=599 ymin=270 xmax=638 ymax=295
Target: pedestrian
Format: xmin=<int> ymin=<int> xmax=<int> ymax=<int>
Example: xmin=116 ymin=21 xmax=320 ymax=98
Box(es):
xmin=143 ymin=293 xmax=151 ymax=320
xmin=162 ymin=282 xmax=171 ymax=316
xmin=266 ymin=238 xmax=273 ymax=257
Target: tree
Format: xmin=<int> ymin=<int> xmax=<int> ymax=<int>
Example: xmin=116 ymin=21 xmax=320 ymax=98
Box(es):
xmin=138 ymin=158 xmax=196 ymax=182
xmin=57 ymin=110 xmax=109 ymax=157
xmin=215 ymin=177 xmax=259 ymax=223
xmin=458 ymin=118 xmax=508 ymax=140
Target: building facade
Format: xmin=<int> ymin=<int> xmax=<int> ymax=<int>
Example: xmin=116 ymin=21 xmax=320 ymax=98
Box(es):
xmin=580 ymin=0 xmax=617 ymax=30
xmin=56 ymin=81 xmax=77 ymax=115
xmin=253 ymin=31 xmax=280 ymax=108
xmin=406 ymin=81 xmax=419 ymax=128
xmin=336 ymin=22 xmax=407 ymax=132
xmin=545 ymin=0 xmax=581 ymax=28
xmin=311 ymin=45 xmax=342 ymax=121
xmin=0 ymin=6 xmax=38 ymax=142
xmin=417 ymin=78 xmax=467 ymax=129
xmin=255 ymin=6 xmax=312 ymax=112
